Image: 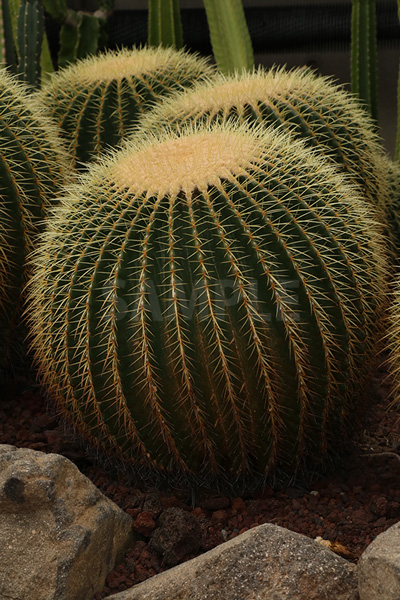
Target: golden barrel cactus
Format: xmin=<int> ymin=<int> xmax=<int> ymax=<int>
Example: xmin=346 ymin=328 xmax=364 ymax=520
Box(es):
xmin=139 ymin=66 xmax=390 ymax=220
xmin=28 ymin=120 xmax=387 ymax=488
xmin=37 ymin=46 xmax=215 ymax=169
xmin=0 ymin=69 xmax=69 ymax=368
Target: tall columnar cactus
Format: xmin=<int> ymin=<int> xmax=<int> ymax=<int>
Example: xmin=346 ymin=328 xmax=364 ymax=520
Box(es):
xmin=16 ymin=0 xmax=44 ymax=89
xmin=28 ymin=120 xmax=388 ymax=487
xmin=148 ymin=0 xmax=183 ymax=49
xmin=43 ymin=0 xmax=114 ymax=70
xmin=0 ymin=69 xmax=69 ymax=367
xmin=37 ymin=46 xmax=215 ymax=169
xmin=202 ymin=0 xmax=254 ymax=75
xmin=0 ymin=0 xmax=17 ymax=71
xmin=350 ymin=0 xmax=378 ymax=122
xmin=139 ymin=67 xmax=390 ymax=221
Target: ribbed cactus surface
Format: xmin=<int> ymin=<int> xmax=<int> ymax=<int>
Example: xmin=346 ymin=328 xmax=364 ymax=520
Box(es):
xmin=37 ymin=46 xmax=215 ymax=169
xmin=380 ymin=157 xmax=400 ymax=253
xmin=28 ymin=121 xmax=387 ymax=487
xmin=387 ymin=275 xmax=400 ymax=407
xmin=0 ymin=69 xmax=69 ymax=367
xmin=140 ymin=67 xmax=389 ymax=218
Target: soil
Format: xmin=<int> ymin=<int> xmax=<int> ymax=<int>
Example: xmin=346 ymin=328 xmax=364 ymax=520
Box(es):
xmin=1 ymin=362 xmax=400 ymax=598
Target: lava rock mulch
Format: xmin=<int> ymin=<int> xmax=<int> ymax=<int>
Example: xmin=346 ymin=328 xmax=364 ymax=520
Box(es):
xmin=1 ymin=367 xmax=399 ymax=598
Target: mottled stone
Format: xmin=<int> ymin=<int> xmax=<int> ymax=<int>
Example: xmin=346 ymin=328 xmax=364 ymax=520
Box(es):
xmin=0 ymin=444 xmax=133 ymax=600
xmin=357 ymin=521 xmax=400 ymax=600
xmin=106 ymin=523 xmax=359 ymax=600
xmin=149 ymin=507 xmax=202 ymax=566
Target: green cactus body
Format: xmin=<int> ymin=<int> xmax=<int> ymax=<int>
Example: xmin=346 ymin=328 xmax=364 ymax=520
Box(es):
xmin=37 ymin=46 xmax=215 ymax=169
xmin=0 ymin=69 xmax=69 ymax=367
xmin=16 ymin=0 xmax=44 ymax=89
xmin=351 ymin=0 xmax=378 ymax=122
xmin=28 ymin=120 xmax=387 ymax=487
xmin=387 ymin=274 xmax=400 ymax=408
xmin=148 ymin=0 xmax=183 ymax=49
xmin=378 ymin=156 xmax=400 ymax=254
xmin=139 ymin=67 xmax=389 ymax=221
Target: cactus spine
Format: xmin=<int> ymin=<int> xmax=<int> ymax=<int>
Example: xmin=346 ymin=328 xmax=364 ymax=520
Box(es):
xmin=139 ymin=67 xmax=389 ymax=221
xmin=0 ymin=69 xmax=69 ymax=367
xmin=37 ymin=46 xmax=215 ymax=169
xmin=28 ymin=121 xmax=387 ymax=487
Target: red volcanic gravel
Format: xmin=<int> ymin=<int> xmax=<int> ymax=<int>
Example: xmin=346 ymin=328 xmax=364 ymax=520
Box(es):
xmin=1 ymin=366 xmax=400 ymax=598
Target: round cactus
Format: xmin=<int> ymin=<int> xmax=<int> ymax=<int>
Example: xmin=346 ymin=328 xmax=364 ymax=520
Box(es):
xmin=0 ymin=69 xmax=69 ymax=368
xmin=28 ymin=120 xmax=387 ymax=488
xmin=37 ymin=46 xmax=215 ymax=169
xmin=139 ymin=66 xmax=390 ymax=219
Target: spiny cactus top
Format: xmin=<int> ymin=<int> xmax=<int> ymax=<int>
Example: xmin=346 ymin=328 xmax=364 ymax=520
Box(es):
xmin=139 ymin=66 xmax=389 ymax=218
xmin=38 ymin=46 xmax=215 ymax=169
xmin=28 ymin=120 xmax=387 ymax=488
xmin=0 ymin=69 xmax=69 ymax=367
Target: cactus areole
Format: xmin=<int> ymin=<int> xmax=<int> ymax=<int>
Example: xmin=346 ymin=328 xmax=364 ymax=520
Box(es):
xmin=29 ymin=122 xmax=387 ymax=488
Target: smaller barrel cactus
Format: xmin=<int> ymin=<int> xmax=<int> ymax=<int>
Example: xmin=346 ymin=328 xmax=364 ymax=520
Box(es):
xmin=37 ymin=46 xmax=215 ymax=169
xmin=28 ymin=119 xmax=388 ymax=488
xmin=139 ymin=66 xmax=390 ymax=220
xmin=0 ymin=69 xmax=69 ymax=368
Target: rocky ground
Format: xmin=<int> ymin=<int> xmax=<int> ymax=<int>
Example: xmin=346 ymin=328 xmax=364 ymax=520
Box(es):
xmin=1 ymin=363 xmax=399 ymax=599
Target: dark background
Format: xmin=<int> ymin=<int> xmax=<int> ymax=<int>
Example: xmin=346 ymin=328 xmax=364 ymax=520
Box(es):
xmin=48 ymin=0 xmax=400 ymax=155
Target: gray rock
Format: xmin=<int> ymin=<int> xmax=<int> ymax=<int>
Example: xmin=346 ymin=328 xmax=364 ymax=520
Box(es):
xmin=105 ymin=522 xmax=359 ymax=600
xmin=0 ymin=444 xmax=133 ymax=600
xmin=148 ymin=506 xmax=202 ymax=566
xmin=357 ymin=521 xmax=400 ymax=600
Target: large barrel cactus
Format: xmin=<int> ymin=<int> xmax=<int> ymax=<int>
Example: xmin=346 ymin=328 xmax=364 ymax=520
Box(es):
xmin=139 ymin=66 xmax=390 ymax=218
xmin=37 ymin=46 xmax=215 ymax=169
xmin=28 ymin=121 xmax=387 ymax=488
xmin=0 ymin=69 xmax=69 ymax=368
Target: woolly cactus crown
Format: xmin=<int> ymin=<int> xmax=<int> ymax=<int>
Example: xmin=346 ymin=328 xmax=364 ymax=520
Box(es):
xmin=139 ymin=66 xmax=389 ymax=214
xmin=47 ymin=45 xmax=213 ymax=84
xmin=28 ymin=119 xmax=387 ymax=486
xmin=38 ymin=46 xmax=216 ymax=168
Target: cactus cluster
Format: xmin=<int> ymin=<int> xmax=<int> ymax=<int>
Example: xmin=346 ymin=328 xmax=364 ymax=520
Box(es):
xmin=0 ymin=68 xmax=68 ymax=367
xmin=0 ymin=39 xmax=395 ymax=489
xmin=37 ymin=46 xmax=215 ymax=168
xmin=27 ymin=120 xmax=388 ymax=487
xmin=139 ymin=67 xmax=390 ymax=222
